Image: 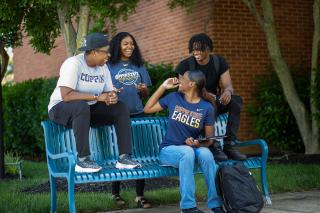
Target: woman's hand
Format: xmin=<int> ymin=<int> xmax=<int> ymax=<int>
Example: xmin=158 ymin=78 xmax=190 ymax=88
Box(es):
xmin=162 ymin=77 xmax=179 ymax=89
xmin=136 ymin=83 xmax=148 ymax=97
xmin=185 ymin=137 xmax=200 ymax=147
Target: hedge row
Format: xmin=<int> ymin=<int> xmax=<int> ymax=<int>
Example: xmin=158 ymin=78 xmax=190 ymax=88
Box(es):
xmin=2 ymin=63 xmax=175 ymax=159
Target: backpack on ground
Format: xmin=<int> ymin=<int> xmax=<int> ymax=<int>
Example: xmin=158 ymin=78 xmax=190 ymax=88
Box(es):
xmin=216 ymin=162 xmax=264 ymax=213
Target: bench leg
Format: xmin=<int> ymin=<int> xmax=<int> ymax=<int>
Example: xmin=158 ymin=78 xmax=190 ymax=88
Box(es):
xmin=49 ymin=175 xmax=57 ymax=213
xmin=261 ymin=161 xmax=272 ymax=205
xmin=67 ymin=178 xmax=76 ymax=213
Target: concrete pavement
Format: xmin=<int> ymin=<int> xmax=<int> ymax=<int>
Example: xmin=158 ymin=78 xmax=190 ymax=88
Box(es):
xmin=102 ymin=190 xmax=320 ymax=213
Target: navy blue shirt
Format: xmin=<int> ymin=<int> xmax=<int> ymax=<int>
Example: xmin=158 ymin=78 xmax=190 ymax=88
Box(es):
xmin=159 ymin=92 xmax=215 ymax=150
xmin=108 ymin=61 xmax=152 ymax=115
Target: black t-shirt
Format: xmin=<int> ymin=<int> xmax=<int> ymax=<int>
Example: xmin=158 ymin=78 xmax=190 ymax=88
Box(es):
xmin=175 ymin=55 xmax=229 ymax=95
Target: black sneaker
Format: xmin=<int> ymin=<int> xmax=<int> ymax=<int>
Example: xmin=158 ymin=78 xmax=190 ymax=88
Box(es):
xmin=209 ymin=141 xmax=228 ymax=161
xmin=75 ymin=157 xmax=102 ymax=173
xmin=211 ymin=207 xmax=226 ymax=213
xmin=115 ymin=154 xmax=141 ymax=169
xmin=224 ymin=140 xmax=247 ymax=161
xmin=181 ymin=207 xmax=204 ymax=213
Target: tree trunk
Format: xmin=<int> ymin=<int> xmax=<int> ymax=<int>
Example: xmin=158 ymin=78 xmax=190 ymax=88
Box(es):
xmin=309 ymin=0 xmax=320 ymax=154
xmin=0 ymin=40 xmax=9 ymax=81
xmin=75 ymin=4 xmax=90 ymax=55
xmin=57 ymin=3 xmax=77 ymax=57
xmin=243 ymin=0 xmax=319 ymax=153
xmin=0 ymin=77 xmax=4 ymax=178
xmin=0 ymin=39 xmax=7 ymax=178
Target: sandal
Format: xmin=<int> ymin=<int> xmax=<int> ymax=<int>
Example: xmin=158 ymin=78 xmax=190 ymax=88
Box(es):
xmin=136 ymin=196 xmax=152 ymax=209
xmin=112 ymin=194 xmax=126 ymax=205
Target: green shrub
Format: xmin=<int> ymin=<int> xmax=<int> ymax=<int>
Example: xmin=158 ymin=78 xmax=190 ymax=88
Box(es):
xmin=2 ymin=63 xmax=176 ymax=158
xmin=247 ymin=66 xmax=311 ymax=153
xmin=3 ymin=77 xmax=57 ymax=159
xmin=4 ymin=151 xmax=22 ymax=175
xmin=144 ymin=63 xmax=176 ymax=116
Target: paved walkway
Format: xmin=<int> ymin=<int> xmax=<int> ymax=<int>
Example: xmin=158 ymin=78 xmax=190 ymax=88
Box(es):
xmin=102 ymin=190 xmax=320 ymax=213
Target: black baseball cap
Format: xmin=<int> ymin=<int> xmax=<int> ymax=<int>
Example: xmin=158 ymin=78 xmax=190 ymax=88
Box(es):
xmin=78 ymin=32 xmax=109 ymax=51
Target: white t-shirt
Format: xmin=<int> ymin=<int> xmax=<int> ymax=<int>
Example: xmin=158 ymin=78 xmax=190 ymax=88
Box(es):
xmin=48 ymin=53 xmax=113 ymax=111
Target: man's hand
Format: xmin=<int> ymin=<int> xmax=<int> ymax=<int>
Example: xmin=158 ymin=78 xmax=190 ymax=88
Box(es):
xmin=220 ymin=90 xmax=232 ymax=105
xmin=98 ymin=91 xmax=118 ymax=105
xmin=202 ymin=89 xmax=217 ymax=109
xmin=185 ymin=137 xmax=200 ymax=147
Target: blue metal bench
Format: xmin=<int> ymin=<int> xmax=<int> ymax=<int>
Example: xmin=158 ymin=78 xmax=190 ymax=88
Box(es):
xmin=41 ymin=114 xmax=271 ymax=213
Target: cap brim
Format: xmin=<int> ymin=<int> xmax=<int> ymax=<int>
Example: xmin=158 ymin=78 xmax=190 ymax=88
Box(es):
xmin=78 ymin=46 xmax=90 ymax=51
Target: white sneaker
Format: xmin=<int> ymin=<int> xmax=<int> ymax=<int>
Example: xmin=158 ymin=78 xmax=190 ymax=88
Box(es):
xmin=115 ymin=154 xmax=141 ymax=169
xmin=75 ymin=157 xmax=102 ymax=173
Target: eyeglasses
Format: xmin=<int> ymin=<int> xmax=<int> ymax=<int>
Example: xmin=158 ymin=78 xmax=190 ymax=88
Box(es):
xmin=95 ymin=49 xmax=109 ymax=55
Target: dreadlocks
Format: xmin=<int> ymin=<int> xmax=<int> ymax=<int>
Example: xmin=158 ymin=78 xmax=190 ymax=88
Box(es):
xmin=188 ymin=33 xmax=213 ymax=53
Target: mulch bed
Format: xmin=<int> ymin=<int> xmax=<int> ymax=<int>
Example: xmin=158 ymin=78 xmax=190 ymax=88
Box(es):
xmin=21 ymin=153 xmax=320 ymax=194
xmin=22 ymin=177 xmax=180 ymax=194
xmin=267 ymin=153 xmax=320 ymax=165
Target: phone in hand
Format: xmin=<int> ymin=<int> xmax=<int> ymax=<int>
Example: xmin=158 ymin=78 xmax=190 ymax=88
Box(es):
xmin=196 ymin=135 xmax=226 ymax=142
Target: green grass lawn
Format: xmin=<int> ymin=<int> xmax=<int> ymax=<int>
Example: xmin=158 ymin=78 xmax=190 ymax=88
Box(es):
xmin=0 ymin=161 xmax=319 ymax=213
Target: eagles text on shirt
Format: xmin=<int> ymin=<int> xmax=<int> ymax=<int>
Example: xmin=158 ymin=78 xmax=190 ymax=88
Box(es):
xmin=171 ymin=105 xmax=202 ymax=128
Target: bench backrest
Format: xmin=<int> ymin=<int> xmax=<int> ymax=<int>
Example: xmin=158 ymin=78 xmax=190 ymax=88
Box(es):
xmin=41 ymin=114 xmax=228 ymax=166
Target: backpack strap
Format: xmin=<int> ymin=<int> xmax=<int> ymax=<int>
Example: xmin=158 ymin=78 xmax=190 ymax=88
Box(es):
xmin=212 ymin=54 xmax=221 ymax=95
xmin=212 ymin=54 xmax=220 ymax=77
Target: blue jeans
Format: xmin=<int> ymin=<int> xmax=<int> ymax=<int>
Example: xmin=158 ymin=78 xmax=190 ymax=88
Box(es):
xmin=159 ymin=145 xmax=222 ymax=209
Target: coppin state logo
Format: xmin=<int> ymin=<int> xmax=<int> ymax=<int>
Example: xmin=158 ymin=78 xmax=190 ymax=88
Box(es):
xmin=115 ymin=68 xmax=139 ymax=85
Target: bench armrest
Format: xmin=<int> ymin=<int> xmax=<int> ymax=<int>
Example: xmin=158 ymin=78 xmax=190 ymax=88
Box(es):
xmin=46 ymin=149 xmax=76 ymax=177
xmin=236 ymin=139 xmax=268 ymax=160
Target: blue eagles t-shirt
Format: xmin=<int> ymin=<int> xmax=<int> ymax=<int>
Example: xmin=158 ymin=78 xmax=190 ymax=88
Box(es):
xmin=159 ymin=92 xmax=215 ymax=150
xmin=108 ymin=61 xmax=152 ymax=115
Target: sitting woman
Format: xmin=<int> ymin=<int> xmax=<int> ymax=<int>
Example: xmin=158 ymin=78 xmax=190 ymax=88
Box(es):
xmin=144 ymin=70 xmax=225 ymax=213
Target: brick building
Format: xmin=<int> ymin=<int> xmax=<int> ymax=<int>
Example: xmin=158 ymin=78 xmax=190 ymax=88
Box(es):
xmin=13 ymin=0 xmax=313 ymax=141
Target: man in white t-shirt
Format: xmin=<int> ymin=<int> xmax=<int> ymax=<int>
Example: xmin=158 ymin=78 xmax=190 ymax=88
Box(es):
xmin=48 ymin=32 xmax=140 ymax=173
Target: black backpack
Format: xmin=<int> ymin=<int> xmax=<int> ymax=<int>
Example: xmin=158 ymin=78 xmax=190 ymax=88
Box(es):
xmin=216 ymin=162 xmax=264 ymax=213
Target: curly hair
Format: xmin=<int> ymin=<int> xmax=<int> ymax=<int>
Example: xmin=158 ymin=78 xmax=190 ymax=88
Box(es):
xmin=109 ymin=32 xmax=144 ymax=67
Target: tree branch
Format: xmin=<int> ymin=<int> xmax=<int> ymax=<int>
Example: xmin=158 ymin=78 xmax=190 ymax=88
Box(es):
xmin=76 ymin=4 xmax=90 ymax=55
xmin=242 ymin=0 xmax=264 ymax=27
xmin=57 ymin=3 xmax=77 ymax=57
xmin=260 ymin=0 xmax=314 ymax=152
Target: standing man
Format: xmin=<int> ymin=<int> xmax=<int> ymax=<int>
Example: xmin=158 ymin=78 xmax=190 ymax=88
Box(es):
xmin=175 ymin=33 xmax=246 ymax=161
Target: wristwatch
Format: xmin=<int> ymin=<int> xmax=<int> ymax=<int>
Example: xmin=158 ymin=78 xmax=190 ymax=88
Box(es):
xmin=93 ymin=93 xmax=99 ymax=100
